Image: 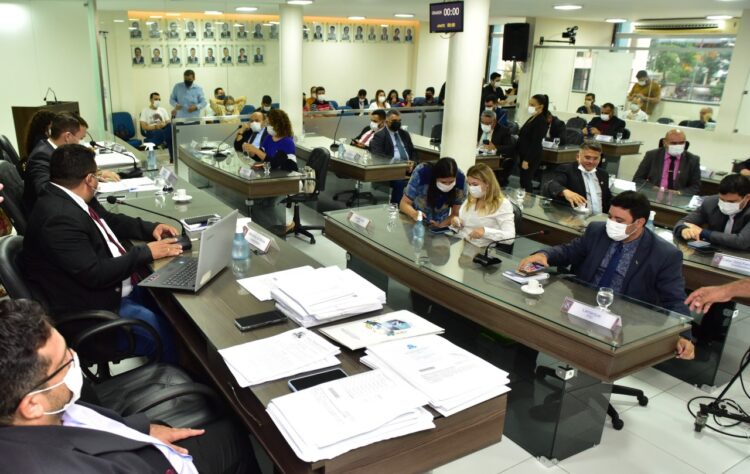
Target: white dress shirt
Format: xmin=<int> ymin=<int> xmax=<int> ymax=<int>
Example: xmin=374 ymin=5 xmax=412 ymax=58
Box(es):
xmin=458 ymin=198 xmax=515 ymax=247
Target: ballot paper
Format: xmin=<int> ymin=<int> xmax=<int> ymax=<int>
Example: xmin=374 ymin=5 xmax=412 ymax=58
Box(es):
xmin=267 ymin=369 xmax=435 ymax=462
xmin=319 ymin=310 xmax=444 ymax=350
xmin=219 ymin=327 xmax=341 ymax=387
xmin=363 ymin=335 xmax=511 ymax=417
xmin=97 ymin=177 xmax=156 ymax=193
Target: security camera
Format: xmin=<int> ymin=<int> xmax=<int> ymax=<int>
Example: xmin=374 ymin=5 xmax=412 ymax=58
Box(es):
xmin=562 ymin=26 xmax=578 ymax=39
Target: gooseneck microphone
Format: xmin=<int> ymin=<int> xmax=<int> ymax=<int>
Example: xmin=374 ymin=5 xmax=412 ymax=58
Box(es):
xmin=329 ymin=109 xmax=345 ymax=152
xmin=89 ymin=135 xmax=143 ymax=179
xmin=473 ymin=230 xmax=550 ymax=267
xmin=43 ymin=87 xmax=58 ymax=104
xmin=106 ymin=195 xmax=192 ymax=250
xmin=214 ymin=124 xmax=242 ymax=160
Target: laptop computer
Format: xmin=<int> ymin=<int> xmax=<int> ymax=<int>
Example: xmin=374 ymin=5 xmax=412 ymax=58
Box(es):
xmin=139 ymin=210 xmax=238 ymax=292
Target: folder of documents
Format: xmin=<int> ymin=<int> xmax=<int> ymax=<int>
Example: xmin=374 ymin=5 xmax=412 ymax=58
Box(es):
xmin=319 ymin=310 xmax=444 ymax=350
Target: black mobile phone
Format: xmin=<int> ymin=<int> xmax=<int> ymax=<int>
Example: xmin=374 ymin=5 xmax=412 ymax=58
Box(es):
xmin=234 ymin=311 xmax=287 ymax=331
xmin=183 ymin=214 xmax=220 ymax=226
xmin=287 ymin=368 xmax=348 ymax=392
xmin=482 ymin=139 xmax=490 ymax=145
xmin=688 ymin=241 xmax=716 ymax=253
xmin=429 ymin=226 xmax=452 ymax=234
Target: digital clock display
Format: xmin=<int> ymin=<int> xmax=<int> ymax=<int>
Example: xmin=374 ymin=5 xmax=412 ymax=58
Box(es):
xmin=429 ymin=1 xmax=464 ymax=33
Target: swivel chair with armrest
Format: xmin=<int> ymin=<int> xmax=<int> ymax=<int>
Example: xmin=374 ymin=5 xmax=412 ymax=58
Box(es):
xmin=284 ymin=147 xmax=330 ymax=244
xmin=0 ymin=161 xmax=27 ymax=235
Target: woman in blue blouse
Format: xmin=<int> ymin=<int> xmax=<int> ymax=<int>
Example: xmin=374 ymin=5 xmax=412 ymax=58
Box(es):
xmin=400 ymin=157 xmax=466 ymax=227
xmin=243 ymin=109 xmax=298 ymax=171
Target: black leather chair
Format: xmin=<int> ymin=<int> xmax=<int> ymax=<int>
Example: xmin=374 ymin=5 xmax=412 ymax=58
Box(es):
xmin=496 ymin=200 xmax=522 ymax=254
xmin=566 ymin=116 xmax=587 ymax=130
xmin=430 ymin=123 xmax=443 ymax=143
xmin=622 ymin=128 xmax=631 ymax=140
xmin=657 ymin=117 xmax=674 ymax=125
xmin=0 ymin=161 xmax=26 ymax=235
xmin=508 ymin=121 xmax=520 ymax=136
xmin=0 ymin=135 xmax=20 ymax=168
xmin=285 ymin=147 xmax=331 ymax=244
xmin=564 ymin=128 xmax=584 ymax=146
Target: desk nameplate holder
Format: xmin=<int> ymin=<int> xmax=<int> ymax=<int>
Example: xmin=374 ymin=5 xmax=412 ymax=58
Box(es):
xmin=712 ymin=253 xmax=750 ymax=276
xmin=347 ymin=212 xmax=371 ymax=230
xmin=243 ymin=225 xmax=275 ymax=254
xmin=561 ymin=297 xmax=622 ymax=332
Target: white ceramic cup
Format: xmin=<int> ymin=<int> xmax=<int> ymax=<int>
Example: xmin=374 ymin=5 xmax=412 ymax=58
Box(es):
xmin=527 ymin=278 xmax=542 ymax=290
xmin=175 ymin=188 xmax=187 ymax=198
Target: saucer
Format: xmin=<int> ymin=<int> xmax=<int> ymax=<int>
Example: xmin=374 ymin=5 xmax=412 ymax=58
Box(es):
xmin=573 ymin=206 xmax=590 ymax=214
xmin=521 ymin=284 xmax=544 ymax=295
xmin=172 ymin=195 xmax=192 ymax=203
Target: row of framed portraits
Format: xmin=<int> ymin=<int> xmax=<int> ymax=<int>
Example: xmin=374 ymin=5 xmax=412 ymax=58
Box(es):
xmin=128 ymin=19 xmax=414 ymax=44
xmin=131 ymin=45 xmax=266 ymax=67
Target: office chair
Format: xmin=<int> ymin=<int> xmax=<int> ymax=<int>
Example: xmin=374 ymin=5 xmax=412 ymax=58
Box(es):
xmin=0 ymin=161 xmax=27 ymax=235
xmin=430 ymin=123 xmax=442 ymax=142
xmin=564 ymin=127 xmax=584 ymax=146
xmin=0 ymin=135 xmax=20 ymax=167
xmin=508 ymin=121 xmax=520 ymax=136
xmin=678 ymin=119 xmax=690 ymax=127
xmin=657 ymin=117 xmax=674 ymax=125
xmin=271 ymin=102 xmax=280 ymax=109
xmin=566 ymin=116 xmax=587 ymax=130
xmin=239 ymin=104 xmax=256 ymax=122
xmin=284 ymin=147 xmax=330 ymax=244
xmin=112 ymin=112 xmax=143 ymax=148
xmin=622 ymin=128 xmax=631 ymax=140
xmin=495 ymin=200 xmax=522 ymax=254
xmin=329 ymin=100 xmax=340 ymax=110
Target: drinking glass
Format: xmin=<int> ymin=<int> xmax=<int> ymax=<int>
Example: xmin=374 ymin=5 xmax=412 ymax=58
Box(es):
xmin=616 ymin=132 xmax=623 ymax=143
xmin=200 ymin=136 xmax=209 ymax=149
xmin=262 ymin=161 xmax=271 ymax=175
xmin=515 ymin=188 xmax=526 ymax=202
xmin=552 ymin=137 xmax=560 ymax=148
xmin=597 ymin=287 xmax=614 ymax=312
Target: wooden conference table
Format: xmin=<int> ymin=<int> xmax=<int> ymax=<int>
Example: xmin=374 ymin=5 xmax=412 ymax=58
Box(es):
xmin=104 ymin=177 xmax=507 ymax=474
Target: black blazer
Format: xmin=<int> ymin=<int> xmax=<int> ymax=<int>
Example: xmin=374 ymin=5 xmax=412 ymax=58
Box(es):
xmin=585 ymin=116 xmax=626 ymax=138
xmin=369 ymin=128 xmax=416 ymax=161
xmin=477 ymin=125 xmax=515 ymax=156
xmin=632 ymin=148 xmax=701 ymax=195
xmin=233 ymin=128 xmax=269 ymax=160
xmin=22 ymin=185 xmax=157 ymax=315
xmin=674 ymin=195 xmax=750 ymax=250
xmin=346 ymin=97 xmax=369 ymax=109
xmin=546 ymin=116 xmax=567 ymax=145
xmin=23 ymin=139 xmax=55 ymax=214
xmin=516 ymin=114 xmax=547 ymax=166
xmin=544 ymin=162 xmax=612 ymax=212
xmin=0 ymin=403 xmax=172 ymax=474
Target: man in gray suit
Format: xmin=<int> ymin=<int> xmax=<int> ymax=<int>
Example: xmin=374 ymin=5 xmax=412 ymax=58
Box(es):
xmin=674 ymin=174 xmax=750 ymax=250
xmin=632 ymin=129 xmax=701 ymax=195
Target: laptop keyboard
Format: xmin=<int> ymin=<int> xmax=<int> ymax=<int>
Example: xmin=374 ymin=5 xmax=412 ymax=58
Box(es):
xmin=163 ymin=258 xmax=199 ymax=287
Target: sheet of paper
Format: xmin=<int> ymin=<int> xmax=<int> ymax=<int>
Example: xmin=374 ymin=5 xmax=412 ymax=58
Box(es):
xmin=237 ymin=266 xmax=315 ymax=301
xmin=320 ymin=310 xmax=444 ymax=350
xmin=98 ymin=177 xmax=154 ymax=193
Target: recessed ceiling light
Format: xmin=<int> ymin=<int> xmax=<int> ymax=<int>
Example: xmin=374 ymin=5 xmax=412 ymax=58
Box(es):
xmin=236 ymin=7 xmax=258 ymax=12
xmin=348 ymin=16 xmax=366 ymax=20
xmin=128 ymin=18 xmax=137 ymax=21
xmin=707 ymin=15 xmax=733 ymax=20
xmin=149 ymin=15 xmax=162 ymax=19
xmin=127 ymin=27 xmax=136 ymax=30
xmin=145 ymin=21 xmax=154 ymax=25
xmin=287 ymin=0 xmax=314 ymax=5
xmin=166 ymin=13 xmax=181 ymax=17
xmin=204 ymin=11 xmax=222 ymax=15
xmin=394 ymin=13 xmax=414 ymax=18
xmin=606 ymin=18 xmax=627 ymax=23
xmin=554 ymin=4 xmax=583 ymax=10
xmin=263 ymin=23 xmax=273 ymax=26
xmin=113 ymin=19 xmax=125 ymax=23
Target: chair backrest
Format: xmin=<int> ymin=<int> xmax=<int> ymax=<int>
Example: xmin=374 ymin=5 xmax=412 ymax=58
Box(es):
xmin=329 ymin=100 xmax=339 ymax=110
xmin=0 ymin=161 xmax=27 ymax=235
xmin=413 ymin=96 xmax=426 ymax=105
xmin=564 ymin=127 xmax=584 ymax=146
xmin=496 ymin=199 xmax=522 ymax=254
xmin=657 ymin=117 xmax=674 ymax=124
xmin=678 ymin=119 xmax=689 ymax=127
xmin=306 ymin=147 xmax=331 ymax=193
xmin=622 ymin=128 xmax=631 ymax=140
xmin=508 ymin=121 xmax=520 ymax=136
xmin=0 ymin=135 xmax=20 ymax=167
xmin=431 ymin=123 xmax=443 ymax=140
xmin=566 ymin=116 xmax=587 ymax=130
xmin=240 ymin=104 xmax=255 ymax=115
xmin=271 ymin=102 xmax=280 ymax=109
xmin=0 ymin=235 xmax=33 ymax=299
xmin=112 ymin=112 xmax=136 ymax=140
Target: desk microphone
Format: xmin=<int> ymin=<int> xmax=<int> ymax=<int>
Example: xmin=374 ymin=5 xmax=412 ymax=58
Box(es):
xmin=89 ymin=136 xmax=143 ymax=179
xmin=330 ymin=110 xmax=345 ymax=152
xmin=214 ymin=124 xmax=242 ymax=161
xmin=43 ymin=87 xmax=58 ymax=104
xmin=473 ymin=230 xmax=549 ymax=267
xmin=106 ymin=195 xmax=192 ymax=250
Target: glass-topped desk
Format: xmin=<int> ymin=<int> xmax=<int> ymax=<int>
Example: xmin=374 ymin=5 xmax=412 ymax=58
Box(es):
xmin=612 ymin=183 xmax=694 ymax=228
xmin=543 ymin=144 xmax=580 ymax=164
xmin=410 ymin=134 xmax=503 ymax=170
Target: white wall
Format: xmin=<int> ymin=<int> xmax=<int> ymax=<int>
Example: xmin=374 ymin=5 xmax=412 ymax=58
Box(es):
xmin=0 ymin=1 xmax=104 ymax=150
xmin=413 ymin=21 xmax=449 ymax=97
xmin=533 ymin=18 xmax=614 ymax=48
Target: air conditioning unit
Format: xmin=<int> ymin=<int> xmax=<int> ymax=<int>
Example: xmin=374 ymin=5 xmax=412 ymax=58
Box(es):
xmin=632 ymin=18 xmax=739 ymax=35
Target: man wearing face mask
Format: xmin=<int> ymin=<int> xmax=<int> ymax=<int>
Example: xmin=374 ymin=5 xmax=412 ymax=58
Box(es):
xmin=675 ymin=174 xmax=750 ymax=250
xmin=310 ymin=86 xmax=333 ymax=112
xmin=139 ymin=92 xmax=173 ymax=162
xmin=234 ymin=111 xmax=269 ymax=159
xmin=169 ymin=70 xmax=206 ymax=119
xmin=477 ymin=110 xmax=515 ymax=157
xmin=583 ymin=103 xmax=626 ymax=138
xmin=482 ymin=95 xmax=509 ymax=127
xmin=352 ymin=109 xmax=385 ymax=149
xmin=346 ymin=89 xmax=369 ymax=110
xmin=633 ymin=129 xmax=701 ymax=195
xmin=544 ymin=142 xmax=611 ymax=214
xmin=576 ymin=93 xmax=601 ymax=115
xmin=0 ymin=299 xmax=259 ymax=473
xmin=481 ymin=72 xmax=507 ymax=104
xmin=519 ymin=191 xmax=695 ymax=360
xmin=260 ymin=95 xmax=274 ymax=114
xmin=370 ymin=110 xmax=416 ymax=204
xmin=624 ymin=97 xmax=649 ymax=122
xmin=627 ymin=70 xmax=661 ymax=116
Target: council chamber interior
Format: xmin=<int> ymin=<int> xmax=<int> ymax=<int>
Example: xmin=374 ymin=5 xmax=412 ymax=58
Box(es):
xmin=1 ymin=0 xmax=750 ymax=473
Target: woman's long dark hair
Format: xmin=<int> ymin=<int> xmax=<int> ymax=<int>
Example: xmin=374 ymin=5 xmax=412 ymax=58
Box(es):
xmin=531 ymin=94 xmax=551 ymax=120
xmin=426 ymin=157 xmax=459 ymax=208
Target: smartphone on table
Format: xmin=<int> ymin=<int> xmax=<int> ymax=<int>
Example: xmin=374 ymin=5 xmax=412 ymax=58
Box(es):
xmin=234 ymin=310 xmax=287 ymax=332
xmin=287 ymin=368 xmax=348 ymax=392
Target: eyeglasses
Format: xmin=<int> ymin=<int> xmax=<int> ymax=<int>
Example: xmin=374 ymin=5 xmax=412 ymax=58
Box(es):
xmin=29 ymin=348 xmax=74 ymax=392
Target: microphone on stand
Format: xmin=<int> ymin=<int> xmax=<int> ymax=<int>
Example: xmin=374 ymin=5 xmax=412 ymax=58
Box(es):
xmin=473 ymin=230 xmax=550 ymax=267
xmin=329 ymin=109 xmax=345 ymax=152
xmin=106 ymin=195 xmax=192 ymax=250
xmin=213 ymin=125 xmax=242 ymax=161
xmin=43 ymin=87 xmax=58 ymax=104
xmin=89 ymin=135 xmax=143 ymax=179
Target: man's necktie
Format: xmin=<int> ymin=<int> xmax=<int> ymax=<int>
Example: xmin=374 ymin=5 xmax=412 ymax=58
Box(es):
xmin=598 ymin=243 xmax=624 ymax=288
xmin=394 ymin=132 xmax=408 ymax=161
xmin=724 ymin=215 xmax=735 ymax=234
xmin=583 ymin=172 xmax=602 ymax=215
xmin=88 ymin=206 xmax=139 ymax=284
xmin=667 ymin=156 xmax=677 ymax=190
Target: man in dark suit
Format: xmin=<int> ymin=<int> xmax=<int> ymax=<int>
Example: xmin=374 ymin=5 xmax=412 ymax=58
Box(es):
xmin=544 ymin=142 xmax=611 ymax=214
xmin=583 ymin=102 xmax=626 ymax=139
xmin=370 ymin=110 xmax=415 ymax=204
xmin=481 ymin=72 xmax=507 ymax=103
xmin=23 ymin=145 xmax=184 ymax=361
xmin=482 ymin=95 xmax=508 ymax=127
xmin=477 ymin=109 xmax=515 ymax=157
xmin=0 ymin=299 xmax=257 ymax=474
xmin=674 ymin=174 xmax=750 ymax=250
xmin=519 ymin=191 xmax=695 ymax=360
xmin=352 ymin=109 xmax=385 ymax=149
xmin=346 ymin=89 xmax=369 ymax=110
xmin=633 ymin=129 xmax=701 ymax=195
xmin=234 ymin=111 xmax=268 ymax=160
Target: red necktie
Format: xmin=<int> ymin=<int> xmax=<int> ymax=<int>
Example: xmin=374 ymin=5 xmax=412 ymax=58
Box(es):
xmin=88 ymin=206 xmax=140 ymax=284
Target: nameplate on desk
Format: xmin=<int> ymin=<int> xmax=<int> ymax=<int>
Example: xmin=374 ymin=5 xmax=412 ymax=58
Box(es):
xmin=347 ymin=212 xmax=371 ymax=229
xmin=158 ymin=166 xmax=178 ymax=186
xmin=541 ymin=139 xmax=557 ymax=149
xmin=239 ymin=167 xmax=255 ymax=179
xmin=561 ymin=297 xmax=622 ymax=331
xmin=612 ymin=179 xmax=636 ymax=191
xmin=243 ymin=226 xmax=272 ymax=253
xmin=594 ymin=135 xmax=613 ymax=143
xmin=687 ymin=195 xmax=704 ymax=210
xmin=699 ymin=167 xmax=713 ymax=179
xmin=342 ymin=150 xmax=361 ymax=161
xmin=190 ymin=140 xmax=198 ymax=150
xmin=712 ymin=253 xmax=750 ymax=276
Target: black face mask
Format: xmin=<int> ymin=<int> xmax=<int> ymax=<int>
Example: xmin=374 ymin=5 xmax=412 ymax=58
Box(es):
xmin=388 ymin=121 xmax=402 ymax=132
xmin=426 ymin=94 xmax=433 ymax=99
xmin=184 ymin=80 xmax=193 ymax=87
xmin=217 ymin=94 xmax=226 ymax=100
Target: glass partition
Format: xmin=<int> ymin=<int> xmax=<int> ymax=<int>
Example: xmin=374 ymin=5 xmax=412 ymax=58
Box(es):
xmin=302 ymin=106 xmax=444 ymax=140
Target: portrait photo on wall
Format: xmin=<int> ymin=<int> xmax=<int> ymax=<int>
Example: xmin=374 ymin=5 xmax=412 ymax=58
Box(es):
xmin=203 ymin=20 xmax=215 ymax=40
xmin=366 ymin=24 xmax=378 ymax=42
xmin=168 ymin=46 xmax=181 ymax=66
xmin=185 ymin=45 xmax=200 ymax=65
xmin=252 ymin=45 xmax=265 ymax=64
xmin=235 ymin=22 xmax=249 ymax=40
xmin=303 ymin=24 xmax=311 ymax=41
xmin=269 ymin=23 xmax=279 ymax=40
xmin=221 ymin=45 xmax=233 ymax=65
xmin=379 ymin=24 xmax=390 ymax=42
xmin=129 ymin=20 xmax=142 ymax=39
xmin=131 ymin=45 xmax=146 ymax=66
xmin=312 ymin=23 xmax=324 ymax=42
xmin=340 ymin=24 xmax=353 ymax=42
xmin=404 ymin=26 xmax=414 ymax=43
xmin=237 ymin=46 xmax=249 ymax=65
xmin=203 ymin=44 xmax=217 ymax=66
xmin=167 ymin=21 xmax=180 ymax=40
xmin=326 ymin=23 xmax=338 ymax=42
xmin=252 ymin=22 xmax=265 ymax=39
xmin=353 ymin=24 xmax=365 ymax=42
xmin=147 ymin=20 xmax=162 ymax=40
xmin=149 ymin=45 xmax=164 ymax=66
xmin=219 ymin=22 xmax=232 ymax=39
xmin=184 ymin=19 xmax=198 ymax=39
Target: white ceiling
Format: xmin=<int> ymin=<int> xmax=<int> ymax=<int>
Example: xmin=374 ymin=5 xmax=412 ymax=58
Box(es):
xmin=96 ymin=0 xmax=750 ymax=22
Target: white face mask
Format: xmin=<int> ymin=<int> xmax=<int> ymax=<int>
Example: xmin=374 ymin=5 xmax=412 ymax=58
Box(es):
xmin=718 ymin=199 xmax=743 ymax=216
xmin=606 ymin=219 xmax=635 ymax=242
xmin=578 ymin=164 xmax=596 ymax=175
xmin=262 ymin=106 xmax=271 ymax=111
xmin=600 ymin=114 xmax=610 ymax=122
xmin=378 ymin=95 xmax=385 ymax=103
xmin=638 ymin=80 xmax=647 ymax=86
xmin=436 ymin=180 xmax=456 ymax=193
xmin=250 ymin=121 xmax=262 ymax=133
xmin=667 ymin=144 xmax=685 ymax=156
xmin=629 ymin=103 xmax=640 ymax=112
xmin=226 ymin=105 xmax=235 ymax=113
xmin=369 ymin=121 xmax=380 ymax=131
xmin=153 ymin=100 xmax=161 ymax=108
xmin=28 ymin=352 xmax=83 ymax=415
xmin=527 ymin=105 xmax=537 ymax=115
xmin=317 ymin=94 xmax=326 ymax=101
xmin=266 ymin=125 xmax=276 ymax=136
xmin=494 ymin=80 xmax=502 ymax=87
xmin=480 ymin=123 xmax=492 ymax=133
xmin=485 ymin=106 xmax=494 ymax=112
xmin=468 ymin=184 xmax=484 ymax=198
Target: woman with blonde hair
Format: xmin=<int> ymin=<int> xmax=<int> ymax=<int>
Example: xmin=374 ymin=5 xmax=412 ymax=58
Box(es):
xmin=452 ymin=163 xmax=515 ymax=247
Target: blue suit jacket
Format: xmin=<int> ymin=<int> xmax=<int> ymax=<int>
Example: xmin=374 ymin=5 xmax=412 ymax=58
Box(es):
xmin=545 ymin=221 xmax=690 ymax=317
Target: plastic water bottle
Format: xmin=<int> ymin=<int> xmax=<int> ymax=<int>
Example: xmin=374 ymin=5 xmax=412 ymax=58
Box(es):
xmin=144 ymin=142 xmax=157 ymax=170
xmin=646 ymin=210 xmax=656 ymax=231
xmin=412 ymin=211 xmax=425 ymax=253
xmin=232 ymin=233 xmax=250 ymax=261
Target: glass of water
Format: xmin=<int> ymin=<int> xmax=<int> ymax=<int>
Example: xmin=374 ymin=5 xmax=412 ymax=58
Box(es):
xmin=200 ymin=136 xmax=209 ymax=149
xmin=597 ymin=287 xmax=614 ymax=312
xmin=262 ymin=161 xmax=271 ymax=175
xmin=552 ymin=137 xmax=560 ymax=148
xmin=515 ymin=188 xmax=526 ymax=202
xmin=616 ymin=132 xmax=623 ymax=143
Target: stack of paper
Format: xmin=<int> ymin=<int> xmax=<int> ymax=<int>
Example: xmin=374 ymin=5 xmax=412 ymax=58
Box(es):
xmin=319 ymin=310 xmax=444 ymax=350
xmin=267 ymin=369 xmax=435 ymax=462
xmin=98 ymin=177 xmax=158 ymax=193
xmin=219 ymin=328 xmax=340 ymax=387
xmin=362 ymin=335 xmax=511 ymax=417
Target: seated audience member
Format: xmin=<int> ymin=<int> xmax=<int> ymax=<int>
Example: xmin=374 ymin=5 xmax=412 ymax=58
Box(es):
xmin=386 ymin=89 xmax=400 ymax=106
xmin=625 ymin=97 xmax=649 ymax=122
xmin=416 ymin=87 xmax=438 ymax=106
xmin=482 ymin=72 xmax=507 ymax=103
xmin=518 ymin=191 xmax=695 ymax=360
xmin=544 ymin=142 xmax=611 ymax=214
xmin=733 ymin=159 xmax=750 ymax=177
xmin=482 ymin=95 xmax=509 ymax=127
xmin=259 ymin=95 xmax=273 ymax=113
xmin=24 ymin=113 xmax=119 ymax=213
xmin=139 ymin=92 xmax=173 ymax=161
xmin=452 ymin=163 xmax=515 ymax=247
xmin=209 ymin=88 xmax=247 ymax=117
xmin=234 ymin=111 xmax=268 ymax=160
xmin=401 ymin=157 xmax=466 ymax=227
xmin=632 ymin=128 xmax=701 ymax=195
xmin=627 ymin=70 xmax=661 ymax=116
xmin=305 ymin=86 xmax=317 ymax=108
xmin=19 ymin=110 xmax=58 ymax=175
xmin=674 ymin=174 xmax=750 ymax=250
xmin=370 ymin=110 xmax=416 ymax=203
xmin=582 ymin=103 xmax=626 ymax=138
xmin=477 ymin=110 xmax=515 ymax=156
xmin=546 ymin=114 xmax=567 ymax=145
xmin=241 ymin=109 xmax=298 ymax=172
xmin=398 ymin=89 xmax=414 ymax=108
xmin=699 ymin=107 xmax=715 ymax=127
xmin=576 ymin=93 xmax=601 ymax=115
xmin=310 ymin=87 xmax=333 ymax=112
xmin=368 ymin=89 xmax=390 ymax=110
xmin=0 ymin=299 xmax=258 ymax=474
xmin=346 ymin=89 xmax=369 ymax=110
xmin=22 ymin=145 xmax=183 ymax=362
xmin=352 ymin=110 xmax=386 ymax=149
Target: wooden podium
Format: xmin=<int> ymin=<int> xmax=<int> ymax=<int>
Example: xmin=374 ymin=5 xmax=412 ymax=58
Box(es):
xmin=11 ymin=101 xmax=79 ymax=158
